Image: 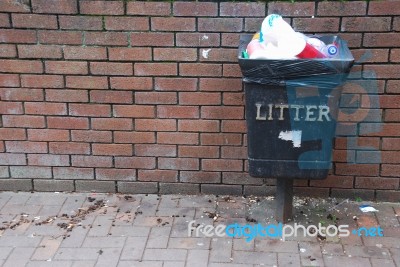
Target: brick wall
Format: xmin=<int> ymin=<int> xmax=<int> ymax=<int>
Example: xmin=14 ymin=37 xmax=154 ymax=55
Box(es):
xmin=0 ymin=0 xmax=399 ymax=201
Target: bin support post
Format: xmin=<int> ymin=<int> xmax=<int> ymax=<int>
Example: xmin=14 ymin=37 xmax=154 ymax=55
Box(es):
xmin=275 ymin=178 xmax=294 ymax=223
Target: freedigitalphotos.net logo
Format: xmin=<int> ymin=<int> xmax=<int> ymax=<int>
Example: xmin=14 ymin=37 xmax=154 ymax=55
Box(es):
xmin=188 ymin=221 xmax=383 ymax=242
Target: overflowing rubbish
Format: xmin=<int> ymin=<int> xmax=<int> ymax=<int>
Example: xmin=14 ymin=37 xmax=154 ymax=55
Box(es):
xmin=244 ymin=14 xmax=340 ymax=60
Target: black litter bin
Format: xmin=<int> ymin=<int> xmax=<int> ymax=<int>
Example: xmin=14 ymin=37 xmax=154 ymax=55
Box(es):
xmin=238 ymin=34 xmax=354 ymax=180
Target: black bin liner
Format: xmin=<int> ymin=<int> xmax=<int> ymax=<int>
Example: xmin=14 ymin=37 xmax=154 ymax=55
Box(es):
xmin=238 ymin=34 xmax=354 ymax=179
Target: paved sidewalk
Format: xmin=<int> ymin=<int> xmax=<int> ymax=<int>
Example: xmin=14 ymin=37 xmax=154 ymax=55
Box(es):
xmin=0 ymin=191 xmax=398 ymax=267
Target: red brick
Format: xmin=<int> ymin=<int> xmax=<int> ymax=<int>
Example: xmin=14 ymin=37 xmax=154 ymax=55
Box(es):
xmin=200 ymin=78 xmax=242 ymax=91
xmin=0 ymin=1 xmax=30 ymax=12
xmin=221 ymin=2 xmax=265 ymax=17
xmin=268 ymin=2 xmax=314 ymax=16
xmin=64 ymin=46 xmax=107 ymax=60
xmin=382 ymin=138 xmax=400 ymax=150
xmin=131 ymin=32 xmax=174 ymax=47
xmin=28 ymin=154 xmax=69 ymax=166
xmin=223 ymin=93 xmax=244 ymax=106
xmin=310 ymin=175 xmax=354 ymax=189
xmin=71 ymin=155 xmax=112 ymax=168
xmin=395 ymin=17 xmax=400 ymax=32
xmin=157 ymin=132 xmax=198 ymax=145
xmin=201 ymin=106 xmax=244 ymax=120
xmin=135 ymin=119 xmax=176 ymax=131
xmin=386 ymin=80 xmax=400 ymax=94
xmin=173 ymin=2 xmax=217 ymax=16
xmin=339 ymin=33 xmax=362 ymax=48
xmin=135 ymin=144 xmax=176 ymax=157
xmin=5 ymin=141 xmax=47 ymax=153
xmin=157 ymin=106 xmax=199 ymax=119
xmin=28 ymin=129 xmax=69 ymax=141
xmin=110 ymin=77 xmax=153 ymax=91
xmin=335 ymin=163 xmax=379 ymax=176
xmin=176 ymin=33 xmax=220 ymax=47
xmin=21 ymin=75 xmax=63 ymax=88
xmin=381 ymin=164 xmax=400 ymax=177
xmin=93 ymin=144 xmax=132 ymax=156
xmin=114 ymin=132 xmax=155 ymax=144
xmin=113 ymin=105 xmax=154 ymax=118
xmin=49 ymin=142 xmax=90 ymax=155
xmin=200 ymin=48 xmax=237 ymax=62
xmin=0 ymin=29 xmax=36 ymax=44
xmin=135 ymin=92 xmax=177 ymax=105
xmin=0 ymin=153 xmax=26 ymax=165
xmin=45 ymin=61 xmax=88 ymax=75
xmin=32 ymin=0 xmax=78 ymax=14
xmin=46 ymin=89 xmax=88 ymax=103
xmin=200 ymin=133 xmax=242 ymax=146
xmin=154 ymin=48 xmax=197 ymax=62
xmin=109 ymin=47 xmax=152 ymax=62
xmin=364 ymin=33 xmax=400 ymax=47
xmin=12 ymin=14 xmax=57 ymax=29
xmin=0 ymin=128 xmax=26 ymax=140
xmin=179 ymin=92 xmax=221 ymax=105
xmin=127 ymin=1 xmax=171 ymax=16
xmin=382 ymin=151 xmax=400 ymax=163
xmin=0 ymin=13 xmax=9 ymax=28
xmin=0 ymin=59 xmax=42 ymax=73
xmin=85 ymin=32 xmax=128 ymax=46
xmin=0 ymin=74 xmax=19 ymax=87
xmin=80 ymin=1 xmax=123 ymax=15
xmin=221 ymin=146 xmax=247 ymax=159
xmin=181 ymin=171 xmax=220 ymax=183
xmin=90 ymin=91 xmax=132 ymax=104
xmin=202 ymin=159 xmax=243 ymax=172
xmin=71 ymin=130 xmax=111 ymax=143
xmin=198 ymin=18 xmax=242 ymax=32
xmin=334 ymin=137 xmax=380 ymax=150
xmin=96 ymin=168 xmax=136 ymax=181
xmin=66 ymin=76 xmax=108 ymax=90
xmin=245 ymin=18 xmax=265 ymax=33
xmin=158 ymin=157 xmax=199 ymax=170
xmin=351 ymin=49 xmax=389 ymax=63
xmin=135 ymin=63 xmax=177 ymax=76
xmin=69 ymin=104 xmax=111 ymax=117
xmin=293 ymin=18 xmax=340 ymax=33
xmin=0 ymin=102 xmax=23 ymax=114
xmin=360 ymin=123 xmax=400 ymax=137
xmin=59 ymin=15 xmax=102 ymax=30
xmin=223 ymin=64 xmax=241 ymax=78
xmin=369 ymin=1 xmax=400 ymax=15
xmin=155 ymin=78 xmax=197 ymax=91
xmin=18 ymin=45 xmax=62 ymax=59
xmin=115 ymin=157 xmax=155 ymax=169
xmin=178 ymin=145 xmax=219 ymax=158
xmin=138 ymin=170 xmax=177 ymax=182
xmin=180 ymin=63 xmax=222 ymax=77
xmin=53 ymin=167 xmax=94 ymax=180
xmin=25 ymin=102 xmax=66 ymax=115
xmin=391 ymin=49 xmax=400 ymax=62
xmin=381 ymin=95 xmax=400 ymax=108
xmin=91 ymin=118 xmax=133 ymax=130
xmin=317 ymin=1 xmax=366 ymax=16
xmin=90 ymin=62 xmax=132 ymax=76
xmin=0 ymin=88 xmax=43 ymax=101
xmin=151 ymin=17 xmax=195 ymax=32
xmin=222 ymin=120 xmax=247 ymax=133
xmin=105 ymin=17 xmax=149 ymax=31
xmin=363 ymin=65 xmax=400 ymax=79
xmin=47 ymin=116 xmax=89 ymax=129
xmin=341 ymin=17 xmax=391 ymax=32
xmin=0 ymin=44 xmax=16 ymax=57
xmin=222 ymin=33 xmax=242 ymax=48
xmin=0 ymin=142 xmax=4 ymax=153
xmin=38 ymin=30 xmax=82 ymax=45
xmin=178 ymin=120 xmax=219 ymax=133
xmin=3 ymin=115 xmax=45 ymax=128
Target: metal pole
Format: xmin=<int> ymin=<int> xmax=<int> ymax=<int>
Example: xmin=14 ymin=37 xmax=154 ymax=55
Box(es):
xmin=275 ymin=178 xmax=294 ymax=223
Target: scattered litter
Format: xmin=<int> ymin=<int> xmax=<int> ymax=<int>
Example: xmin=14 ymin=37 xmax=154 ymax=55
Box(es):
xmin=300 ymin=248 xmax=306 ymax=253
xmin=359 ymin=205 xmax=379 ymax=213
xmin=328 ymin=199 xmax=349 ymax=211
xmin=376 ymin=244 xmax=383 ymax=248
